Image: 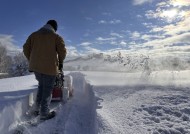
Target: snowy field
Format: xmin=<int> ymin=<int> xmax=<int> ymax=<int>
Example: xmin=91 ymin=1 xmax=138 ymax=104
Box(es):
xmin=0 ymin=70 xmax=190 ymax=134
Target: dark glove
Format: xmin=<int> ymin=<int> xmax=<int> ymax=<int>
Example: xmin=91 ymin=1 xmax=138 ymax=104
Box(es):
xmin=59 ymin=63 xmax=63 ymax=71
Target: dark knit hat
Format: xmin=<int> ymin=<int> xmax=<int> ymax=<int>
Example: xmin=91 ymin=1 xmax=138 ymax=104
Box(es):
xmin=47 ymin=20 xmax=58 ymax=31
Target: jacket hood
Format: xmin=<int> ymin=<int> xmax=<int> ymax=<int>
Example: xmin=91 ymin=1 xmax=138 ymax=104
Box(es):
xmin=41 ymin=24 xmax=56 ymax=33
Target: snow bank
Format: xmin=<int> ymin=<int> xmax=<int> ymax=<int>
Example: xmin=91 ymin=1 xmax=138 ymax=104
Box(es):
xmin=0 ymin=75 xmax=37 ymax=134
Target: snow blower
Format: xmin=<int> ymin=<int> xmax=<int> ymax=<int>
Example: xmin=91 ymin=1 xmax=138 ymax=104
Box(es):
xmin=51 ymin=71 xmax=73 ymax=102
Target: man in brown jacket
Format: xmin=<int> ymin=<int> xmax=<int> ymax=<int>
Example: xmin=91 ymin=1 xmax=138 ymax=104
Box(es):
xmin=23 ymin=20 xmax=67 ymax=120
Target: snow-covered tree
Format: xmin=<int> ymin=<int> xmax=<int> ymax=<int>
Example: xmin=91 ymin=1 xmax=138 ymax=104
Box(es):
xmin=0 ymin=44 xmax=12 ymax=73
xmin=8 ymin=52 xmax=29 ymax=77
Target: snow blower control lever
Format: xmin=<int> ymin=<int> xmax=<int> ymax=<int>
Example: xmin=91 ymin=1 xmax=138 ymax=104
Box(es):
xmin=54 ymin=71 xmax=64 ymax=88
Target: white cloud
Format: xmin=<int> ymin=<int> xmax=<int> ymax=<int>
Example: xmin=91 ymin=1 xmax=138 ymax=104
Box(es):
xmin=163 ymin=15 xmax=190 ymax=36
xmin=80 ymin=42 xmax=92 ymax=47
xmin=68 ymin=45 xmax=110 ymax=58
xmin=156 ymin=2 xmax=168 ymax=7
xmin=120 ymin=41 xmax=127 ymax=47
xmin=98 ymin=20 xmax=107 ymax=24
xmin=96 ymin=37 xmax=116 ymax=41
xmin=142 ymin=0 xmax=190 ymax=52
xmin=137 ymin=14 xmax=143 ymax=18
xmin=145 ymin=1 xmax=189 ymax=23
xmin=165 ymin=45 xmax=190 ymax=53
xmin=66 ymin=46 xmax=80 ymax=57
xmin=131 ymin=31 xmax=141 ymax=39
xmin=170 ymin=0 xmax=190 ymax=7
xmin=141 ymin=34 xmax=165 ymax=41
xmin=147 ymin=10 xmax=190 ymax=36
xmin=142 ymin=32 xmax=190 ymax=49
xmin=141 ymin=34 xmax=151 ymax=41
xmin=110 ymin=32 xmax=123 ymax=38
xmin=110 ymin=19 xmax=122 ymax=24
xmin=145 ymin=10 xmax=159 ymax=19
xmin=133 ymin=0 xmax=154 ymax=5
xmin=110 ymin=41 xmax=117 ymax=45
xmin=130 ymin=1 xmax=190 ymax=55
xmin=98 ymin=19 xmax=122 ymax=24
xmin=142 ymin=22 xmax=155 ymax=29
xmin=150 ymin=26 xmax=164 ymax=33
xmin=82 ymin=46 xmax=101 ymax=54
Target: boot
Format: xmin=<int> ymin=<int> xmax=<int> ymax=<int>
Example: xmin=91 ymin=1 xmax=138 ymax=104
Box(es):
xmin=40 ymin=111 xmax=56 ymax=120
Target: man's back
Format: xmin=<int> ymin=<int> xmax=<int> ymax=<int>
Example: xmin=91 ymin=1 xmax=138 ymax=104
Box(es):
xmin=23 ymin=24 xmax=66 ymax=75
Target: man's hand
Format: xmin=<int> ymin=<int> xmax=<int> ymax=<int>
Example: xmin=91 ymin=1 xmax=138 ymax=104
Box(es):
xmin=59 ymin=63 xmax=63 ymax=71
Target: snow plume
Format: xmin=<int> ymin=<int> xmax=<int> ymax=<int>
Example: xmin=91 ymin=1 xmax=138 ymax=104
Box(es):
xmin=64 ymin=51 xmax=190 ymax=72
xmin=63 ymin=50 xmax=190 ymax=87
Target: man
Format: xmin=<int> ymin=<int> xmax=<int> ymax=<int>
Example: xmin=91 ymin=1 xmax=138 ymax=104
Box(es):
xmin=23 ymin=20 xmax=67 ymax=120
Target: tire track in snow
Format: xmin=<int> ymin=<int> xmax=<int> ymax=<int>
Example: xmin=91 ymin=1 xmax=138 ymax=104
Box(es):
xmin=52 ymin=72 xmax=97 ymax=134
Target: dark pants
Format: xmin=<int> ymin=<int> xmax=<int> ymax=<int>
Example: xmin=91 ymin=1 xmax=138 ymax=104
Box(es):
xmin=34 ymin=72 xmax=56 ymax=116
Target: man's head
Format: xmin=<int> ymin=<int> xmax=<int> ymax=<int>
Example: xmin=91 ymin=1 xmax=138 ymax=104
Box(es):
xmin=47 ymin=20 xmax=58 ymax=32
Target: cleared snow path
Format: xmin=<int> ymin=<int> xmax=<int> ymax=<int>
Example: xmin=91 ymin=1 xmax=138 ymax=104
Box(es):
xmin=18 ymin=72 xmax=97 ymax=134
xmin=51 ymin=72 xmax=96 ymax=134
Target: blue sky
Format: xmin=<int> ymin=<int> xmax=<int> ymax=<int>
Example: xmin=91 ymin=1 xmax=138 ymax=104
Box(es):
xmin=0 ymin=0 xmax=190 ymax=57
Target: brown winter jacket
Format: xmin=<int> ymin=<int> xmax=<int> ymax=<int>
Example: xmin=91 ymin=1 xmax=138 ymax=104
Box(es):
xmin=23 ymin=26 xmax=67 ymax=76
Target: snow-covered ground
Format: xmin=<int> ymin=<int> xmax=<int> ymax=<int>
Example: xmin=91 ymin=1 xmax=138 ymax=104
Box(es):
xmin=0 ymin=70 xmax=190 ymax=134
xmin=83 ymin=71 xmax=190 ymax=134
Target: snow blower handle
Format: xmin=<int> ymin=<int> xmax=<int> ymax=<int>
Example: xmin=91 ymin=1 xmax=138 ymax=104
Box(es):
xmin=58 ymin=63 xmax=63 ymax=71
xmin=58 ymin=69 xmax=64 ymax=79
xmin=54 ymin=70 xmax=64 ymax=88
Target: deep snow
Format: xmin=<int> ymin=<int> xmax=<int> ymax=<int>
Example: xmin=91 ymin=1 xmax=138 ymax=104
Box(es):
xmin=83 ymin=71 xmax=190 ymax=134
xmin=0 ymin=70 xmax=190 ymax=134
